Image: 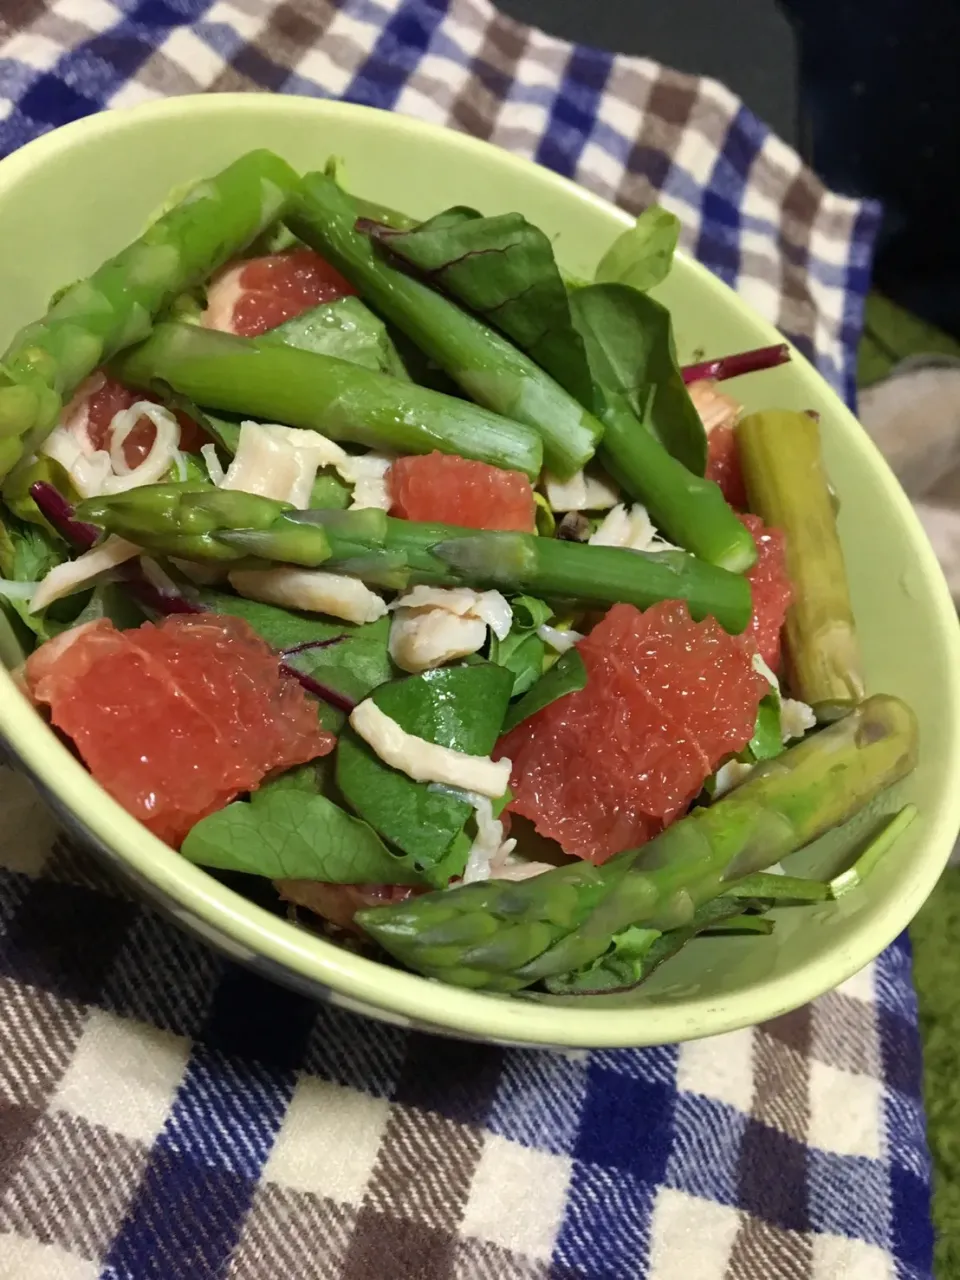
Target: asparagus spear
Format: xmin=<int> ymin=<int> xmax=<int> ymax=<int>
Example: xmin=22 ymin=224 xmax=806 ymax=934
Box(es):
xmin=597 ymin=411 xmax=757 ymax=572
xmin=0 ymin=150 xmax=300 ymax=480
xmin=737 ymin=410 xmax=864 ymax=720
xmin=75 ymin=486 xmax=753 ymax=632
xmin=356 ymin=695 xmax=917 ymax=990
xmin=113 ymin=321 xmax=543 ymax=480
xmin=286 ymin=172 xmax=604 ymax=478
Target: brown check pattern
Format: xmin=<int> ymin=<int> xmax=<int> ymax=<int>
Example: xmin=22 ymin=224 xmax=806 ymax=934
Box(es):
xmin=0 ymin=1 xmax=927 ymax=1276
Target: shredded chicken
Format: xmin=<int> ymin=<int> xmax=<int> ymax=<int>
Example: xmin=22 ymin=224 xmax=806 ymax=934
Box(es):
xmin=687 ymin=379 xmax=742 ymax=435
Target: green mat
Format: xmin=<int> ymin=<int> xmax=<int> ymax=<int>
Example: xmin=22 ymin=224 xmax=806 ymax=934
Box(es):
xmin=857 ymin=292 xmax=960 ymax=1274
xmin=913 ymin=872 xmax=960 ymax=1276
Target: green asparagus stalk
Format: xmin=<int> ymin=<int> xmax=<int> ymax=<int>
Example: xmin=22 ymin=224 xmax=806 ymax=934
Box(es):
xmin=286 ymin=172 xmax=604 ymax=478
xmin=76 ymin=487 xmax=753 ymax=631
xmin=0 ymin=150 xmax=300 ymax=480
xmin=356 ymin=695 xmax=917 ymax=990
xmin=598 ymin=420 xmax=757 ymax=572
xmin=737 ymin=410 xmax=864 ymax=720
xmin=113 ymin=321 xmax=543 ymax=480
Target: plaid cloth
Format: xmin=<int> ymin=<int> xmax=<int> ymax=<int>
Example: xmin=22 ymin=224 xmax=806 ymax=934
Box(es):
xmin=0 ymin=2 xmax=933 ymax=1278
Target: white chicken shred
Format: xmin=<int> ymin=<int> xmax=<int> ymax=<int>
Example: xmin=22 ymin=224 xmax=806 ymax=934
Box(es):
xmin=350 ymin=700 xmax=512 ymax=798
xmin=389 ymin=610 xmax=487 ymax=673
xmin=29 ymin=536 xmax=141 ymax=613
xmin=338 ymin=452 xmax=394 ymax=511
xmin=543 ymin=468 xmax=620 ymax=512
xmin=589 ymin=503 xmax=677 ymax=553
xmin=780 ymin=698 xmax=817 ymax=743
xmin=461 ymin=795 xmax=518 ymax=885
xmin=687 ymin=379 xmax=742 ymax=434
xmin=228 ymin=566 xmax=388 ymax=625
xmin=221 ymin=422 xmax=346 ymax=508
xmin=388 ymin=586 xmax=512 ymax=673
xmin=40 ymin=427 xmax=113 ymax=499
xmin=712 ymin=759 xmax=756 ymax=798
xmin=201 ymin=443 xmax=225 ymax=486
xmin=537 ymin=623 xmax=584 ymax=654
xmin=100 ymin=402 xmax=181 ymax=494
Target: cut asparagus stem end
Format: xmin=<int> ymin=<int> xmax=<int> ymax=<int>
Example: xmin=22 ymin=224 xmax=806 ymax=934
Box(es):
xmin=829 ymin=805 xmax=918 ymax=898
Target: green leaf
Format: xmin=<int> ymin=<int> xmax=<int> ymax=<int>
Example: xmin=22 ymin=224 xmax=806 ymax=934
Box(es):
xmin=489 ymin=630 xmax=545 ymax=697
xmin=259 ymin=296 xmax=410 ymax=380
xmin=64 ymin=582 xmax=145 ymax=631
xmin=595 ymin=206 xmax=681 ymax=294
xmin=198 ymin=588 xmax=394 ymax=731
xmin=488 ymin=594 xmax=554 ymax=696
xmin=569 ymin=284 xmax=707 ymax=475
xmin=747 ymin=693 xmax=783 ymax=762
xmin=533 ymin=493 xmax=556 ymax=537
xmin=368 ymin=208 xmax=595 ymax=406
xmin=181 ymin=787 xmax=423 ymax=885
xmin=0 ymin=603 xmax=27 ymax=667
xmin=336 ymin=662 xmax=513 ymax=884
xmin=0 ymin=506 xmax=67 ymax=641
xmin=501 ymin=649 xmax=587 ymax=733
xmin=544 ymin=896 xmax=753 ymax=995
xmin=509 ymin=595 xmax=553 ymax=631
xmin=368 ymin=206 xmax=701 ymax=472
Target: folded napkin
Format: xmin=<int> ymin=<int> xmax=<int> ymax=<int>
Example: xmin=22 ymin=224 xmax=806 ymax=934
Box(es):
xmin=0 ymin=2 xmax=932 ymax=1278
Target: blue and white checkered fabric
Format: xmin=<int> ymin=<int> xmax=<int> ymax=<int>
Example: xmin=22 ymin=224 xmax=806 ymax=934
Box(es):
xmin=0 ymin=2 xmax=932 ymax=1278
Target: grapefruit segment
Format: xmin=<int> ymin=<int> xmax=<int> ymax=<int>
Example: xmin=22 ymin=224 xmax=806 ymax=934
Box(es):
xmin=739 ymin=513 xmax=793 ymax=670
xmin=388 ymin=451 xmax=536 ymax=532
xmin=496 ymin=601 xmax=769 ymax=864
xmin=705 ymin=423 xmax=748 ymax=510
xmin=202 ymin=247 xmax=357 ymax=338
xmin=24 ymin=615 xmax=333 ymax=848
xmin=83 ymin=374 xmax=210 ymax=467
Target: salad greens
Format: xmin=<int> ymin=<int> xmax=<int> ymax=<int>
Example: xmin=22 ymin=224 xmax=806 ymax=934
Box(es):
xmin=501 ymin=649 xmax=587 ymax=734
xmin=182 ymin=786 xmax=423 ymax=886
xmin=1 ymin=149 xmax=921 ymax=1003
xmin=336 ymin=663 xmax=513 ymax=884
xmin=289 ymin=172 xmax=604 ymax=478
xmin=595 ymin=205 xmax=682 ymax=293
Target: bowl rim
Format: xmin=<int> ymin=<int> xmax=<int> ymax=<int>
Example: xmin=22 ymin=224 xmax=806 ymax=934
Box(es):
xmin=2 ymin=92 xmax=959 ymax=1048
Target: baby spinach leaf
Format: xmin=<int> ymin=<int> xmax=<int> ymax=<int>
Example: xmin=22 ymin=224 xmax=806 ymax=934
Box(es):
xmin=747 ymin=694 xmax=784 ymax=762
xmin=181 ymin=787 xmax=423 ymax=885
xmin=367 ymin=208 xmax=594 ymax=406
xmin=489 ymin=630 xmax=545 ymax=697
xmin=260 ymin=296 xmax=410 ymax=380
xmin=488 ymin=594 xmax=554 ymax=696
xmin=568 ymin=284 xmax=706 ymax=476
xmin=65 ymin=583 xmax=145 ymax=631
xmin=199 ymin=589 xmax=394 ymax=725
xmin=595 ymin=206 xmax=681 ymax=294
xmin=510 ymin=595 xmax=553 ymax=631
xmin=501 ymin=649 xmax=587 ymax=733
xmin=368 ymin=207 xmax=703 ymax=473
xmin=336 ymin=662 xmax=513 ymax=884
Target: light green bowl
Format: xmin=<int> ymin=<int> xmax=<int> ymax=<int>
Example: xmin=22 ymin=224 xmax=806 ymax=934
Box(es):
xmin=1 ymin=95 xmax=958 ymax=1048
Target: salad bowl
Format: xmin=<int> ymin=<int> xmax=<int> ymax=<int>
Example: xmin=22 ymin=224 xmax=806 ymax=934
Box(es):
xmin=0 ymin=93 xmax=957 ymax=1048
